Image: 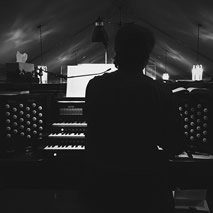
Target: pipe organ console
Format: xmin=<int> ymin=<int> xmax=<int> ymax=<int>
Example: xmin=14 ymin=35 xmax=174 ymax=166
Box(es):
xmin=1 ymin=83 xmax=213 ymax=193
xmin=42 ymin=98 xmax=86 ymax=158
xmin=40 ymin=85 xmax=213 ymax=161
xmin=1 ymin=83 xmax=213 ymax=160
xmin=1 ymin=84 xmax=213 ymax=211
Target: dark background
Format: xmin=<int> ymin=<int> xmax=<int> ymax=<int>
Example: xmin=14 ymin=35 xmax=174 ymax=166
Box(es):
xmin=0 ymin=0 xmax=213 ymax=82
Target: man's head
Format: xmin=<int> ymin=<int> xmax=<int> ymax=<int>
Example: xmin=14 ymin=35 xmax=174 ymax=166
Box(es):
xmin=114 ymin=23 xmax=155 ymax=71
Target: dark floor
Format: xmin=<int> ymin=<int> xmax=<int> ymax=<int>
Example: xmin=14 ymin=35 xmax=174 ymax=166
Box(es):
xmin=0 ymin=156 xmax=212 ymax=213
xmin=0 ymin=187 xmax=211 ymax=213
xmin=0 ymin=188 xmax=84 ymax=213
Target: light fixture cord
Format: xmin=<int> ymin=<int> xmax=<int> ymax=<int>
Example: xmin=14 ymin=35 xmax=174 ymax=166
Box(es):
xmin=196 ymin=24 xmax=201 ymax=63
xmin=37 ymin=24 xmax=43 ymax=65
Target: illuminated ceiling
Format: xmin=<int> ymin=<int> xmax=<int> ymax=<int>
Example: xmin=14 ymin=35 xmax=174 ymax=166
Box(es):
xmin=1 ymin=0 xmax=213 ymax=82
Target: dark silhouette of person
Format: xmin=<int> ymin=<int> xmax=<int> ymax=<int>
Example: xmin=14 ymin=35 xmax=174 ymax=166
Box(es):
xmin=82 ymin=23 xmax=185 ymax=213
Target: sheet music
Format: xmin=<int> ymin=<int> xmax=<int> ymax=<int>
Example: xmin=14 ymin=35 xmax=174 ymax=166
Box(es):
xmin=177 ymin=152 xmax=213 ymax=160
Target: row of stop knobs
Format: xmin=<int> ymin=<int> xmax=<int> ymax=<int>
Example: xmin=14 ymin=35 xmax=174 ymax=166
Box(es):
xmin=4 ymin=103 xmax=44 ymax=139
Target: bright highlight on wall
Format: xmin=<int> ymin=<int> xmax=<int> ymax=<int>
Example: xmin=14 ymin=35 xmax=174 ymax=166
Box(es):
xmin=143 ymin=65 xmax=156 ymax=80
xmin=66 ymin=64 xmax=117 ymax=98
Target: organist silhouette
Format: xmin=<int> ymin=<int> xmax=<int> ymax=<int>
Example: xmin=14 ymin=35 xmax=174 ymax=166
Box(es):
xmin=83 ymin=23 xmax=185 ymax=213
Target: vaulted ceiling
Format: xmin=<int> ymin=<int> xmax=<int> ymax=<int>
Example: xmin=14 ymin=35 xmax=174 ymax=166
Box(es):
xmin=1 ymin=0 xmax=213 ymax=82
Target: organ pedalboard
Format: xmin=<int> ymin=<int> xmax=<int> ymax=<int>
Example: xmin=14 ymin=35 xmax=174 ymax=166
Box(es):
xmin=42 ymin=98 xmax=86 ymax=158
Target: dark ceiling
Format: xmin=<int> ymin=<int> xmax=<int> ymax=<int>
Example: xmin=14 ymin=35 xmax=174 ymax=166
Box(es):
xmin=1 ymin=0 xmax=213 ymax=82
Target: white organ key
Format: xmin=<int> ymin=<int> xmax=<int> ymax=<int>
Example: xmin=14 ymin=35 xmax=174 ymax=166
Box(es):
xmin=44 ymin=145 xmax=85 ymax=150
xmin=48 ymin=133 xmax=85 ymax=138
xmin=52 ymin=122 xmax=87 ymax=127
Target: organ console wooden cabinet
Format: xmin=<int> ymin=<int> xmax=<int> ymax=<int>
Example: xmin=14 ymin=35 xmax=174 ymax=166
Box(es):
xmin=0 ymin=82 xmax=213 ymax=190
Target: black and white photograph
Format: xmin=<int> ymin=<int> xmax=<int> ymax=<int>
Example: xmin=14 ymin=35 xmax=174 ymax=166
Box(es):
xmin=0 ymin=0 xmax=213 ymax=212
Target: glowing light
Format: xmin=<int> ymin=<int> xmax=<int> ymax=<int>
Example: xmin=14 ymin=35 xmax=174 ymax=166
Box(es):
xmin=162 ymin=73 xmax=169 ymax=80
xmin=191 ymin=64 xmax=203 ymax=81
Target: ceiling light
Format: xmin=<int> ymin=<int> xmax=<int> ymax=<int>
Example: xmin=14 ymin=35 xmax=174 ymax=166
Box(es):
xmin=91 ymin=17 xmax=108 ymax=47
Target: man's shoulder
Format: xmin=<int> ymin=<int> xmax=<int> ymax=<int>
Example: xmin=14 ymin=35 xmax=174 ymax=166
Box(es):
xmin=86 ymin=72 xmax=115 ymax=94
xmin=89 ymin=72 xmax=117 ymax=84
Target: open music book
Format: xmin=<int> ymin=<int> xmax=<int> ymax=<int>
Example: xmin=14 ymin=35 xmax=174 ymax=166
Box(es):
xmin=176 ymin=152 xmax=213 ymax=160
xmin=172 ymin=87 xmax=209 ymax=94
xmin=172 ymin=87 xmax=200 ymax=93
